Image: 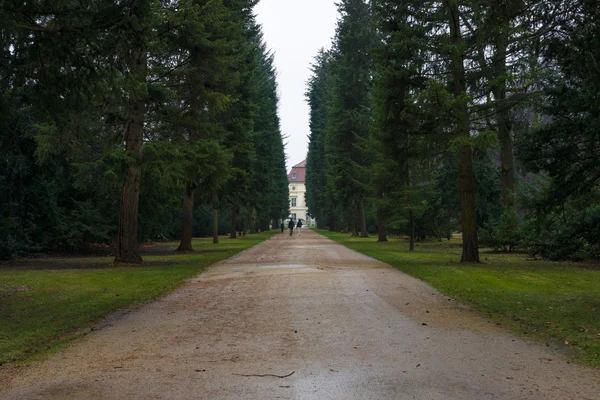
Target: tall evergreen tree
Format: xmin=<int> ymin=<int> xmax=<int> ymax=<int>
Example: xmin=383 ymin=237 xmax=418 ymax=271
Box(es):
xmin=306 ymin=49 xmax=335 ymax=230
xmin=325 ymin=0 xmax=374 ymax=237
xmin=370 ymin=0 xmax=428 ymax=246
xmin=445 ymin=0 xmax=480 ymax=262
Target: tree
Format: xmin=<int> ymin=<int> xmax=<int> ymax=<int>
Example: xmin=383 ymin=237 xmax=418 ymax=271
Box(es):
xmin=444 ymin=0 xmax=480 ymax=262
xmin=306 ymin=49 xmax=335 ymax=229
xmin=247 ymin=40 xmax=289 ymax=231
xmin=370 ymin=0 xmax=429 ymax=246
xmin=325 ymin=0 xmax=374 ymax=238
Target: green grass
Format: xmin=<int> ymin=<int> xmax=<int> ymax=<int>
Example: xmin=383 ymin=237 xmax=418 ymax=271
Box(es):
xmin=0 ymin=232 xmax=276 ymax=364
xmin=316 ymin=229 xmax=600 ymax=367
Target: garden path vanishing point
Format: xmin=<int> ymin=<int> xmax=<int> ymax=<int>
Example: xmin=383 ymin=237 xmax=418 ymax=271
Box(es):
xmin=1 ymin=229 xmax=599 ymax=399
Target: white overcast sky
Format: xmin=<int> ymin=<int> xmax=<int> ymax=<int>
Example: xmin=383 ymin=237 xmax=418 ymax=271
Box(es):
xmin=255 ymin=0 xmax=339 ymax=171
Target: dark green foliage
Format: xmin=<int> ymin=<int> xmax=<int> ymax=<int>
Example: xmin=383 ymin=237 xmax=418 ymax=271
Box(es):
xmin=325 ymin=0 xmax=374 ymax=236
xmin=306 ymin=0 xmax=598 ymax=260
xmin=306 ymin=50 xmax=335 ymax=229
xmin=515 ymin=0 xmax=600 ymax=260
xmin=479 ymin=209 xmax=523 ymax=252
xmin=0 ymin=0 xmax=286 ymax=258
xmin=247 ymin=40 xmax=290 ymax=223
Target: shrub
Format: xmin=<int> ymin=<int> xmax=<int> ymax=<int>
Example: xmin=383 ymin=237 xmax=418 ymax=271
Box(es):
xmin=479 ymin=209 xmax=523 ymax=252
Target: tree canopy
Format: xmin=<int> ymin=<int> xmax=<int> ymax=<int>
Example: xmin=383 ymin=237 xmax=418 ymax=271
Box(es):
xmin=305 ymin=0 xmax=600 ymax=262
xmin=0 ymin=0 xmax=288 ymax=261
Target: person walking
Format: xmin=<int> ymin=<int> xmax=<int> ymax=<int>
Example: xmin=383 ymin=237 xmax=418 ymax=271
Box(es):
xmin=297 ymin=220 xmax=303 ymax=235
xmin=288 ymin=219 xmax=295 ymax=237
xmin=280 ymin=221 xmax=285 ymax=233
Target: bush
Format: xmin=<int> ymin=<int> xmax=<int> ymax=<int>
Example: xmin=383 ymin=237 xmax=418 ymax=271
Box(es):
xmin=520 ymin=205 xmax=600 ymax=261
xmin=479 ymin=209 xmax=523 ymax=252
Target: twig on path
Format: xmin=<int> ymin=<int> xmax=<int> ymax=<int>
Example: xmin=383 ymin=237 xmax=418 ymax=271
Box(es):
xmin=232 ymin=371 xmax=295 ymax=378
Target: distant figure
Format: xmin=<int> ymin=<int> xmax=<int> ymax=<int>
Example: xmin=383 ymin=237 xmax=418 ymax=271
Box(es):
xmin=280 ymin=221 xmax=285 ymax=233
xmin=297 ymin=220 xmax=303 ymax=234
xmin=288 ymin=219 xmax=295 ymax=236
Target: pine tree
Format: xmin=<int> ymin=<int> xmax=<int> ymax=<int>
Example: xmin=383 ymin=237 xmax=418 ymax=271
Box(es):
xmin=445 ymin=0 xmax=480 ymax=262
xmin=325 ymin=0 xmax=374 ymax=238
xmin=370 ymin=0 xmax=428 ymax=246
xmin=306 ymin=49 xmax=335 ymax=229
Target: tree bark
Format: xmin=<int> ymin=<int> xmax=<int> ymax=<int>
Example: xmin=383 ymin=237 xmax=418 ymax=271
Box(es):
xmin=230 ymin=205 xmax=237 ymax=239
xmin=115 ymin=41 xmax=146 ymax=264
xmin=377 ymin=209 xmax=387 ymax=242
xmin=212 ymin=200 xmax=219 ymax=244
xmin=244 ymin=210 xmax=251 ymax=235
xmin=176 ymin=189 xmax=194 ymax=251
xmin=447 ymin=0 xmax=480 ymax=262
xmin=359 ymin=198 xmax=369 ymax=238
xmin=409 ymin=208 xmax=415 ymax=251
xmin=407 ymin=168 xmax=415 ymax=251
xmin=492 ymin=33 xmax=515 ymax=208
xmin=351 ymin=220 xmax=359 ymax=237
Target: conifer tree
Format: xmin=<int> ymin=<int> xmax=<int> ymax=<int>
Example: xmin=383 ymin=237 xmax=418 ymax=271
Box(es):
xmin=325 ymin=0 xmax=374 ymax=237
xmin=445 ymin=0 xmax=480 ymax=262
xmin=248 ymin=39 xmax=289 ymax=230
xmin=370 ymin=0 xmax=428 ymax=246
xmin=306 ymin=49 xmax=335 ymax=229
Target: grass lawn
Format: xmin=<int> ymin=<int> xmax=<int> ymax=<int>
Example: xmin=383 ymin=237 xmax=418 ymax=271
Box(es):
xmin=316 ymin=229 xmax=600 ymax=367
xmin=0 ymin=232 xmax=276 ymax=365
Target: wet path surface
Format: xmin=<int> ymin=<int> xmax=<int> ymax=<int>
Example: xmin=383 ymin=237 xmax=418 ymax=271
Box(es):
xmin=1 ymin=229 xmax=599 ymax=399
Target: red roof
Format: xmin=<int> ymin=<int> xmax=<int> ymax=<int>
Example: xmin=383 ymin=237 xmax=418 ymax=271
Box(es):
xmin=288 ymin=160 xmax=306 ymax=183
xmin=293 ymin=160 xmax=306 ymax=168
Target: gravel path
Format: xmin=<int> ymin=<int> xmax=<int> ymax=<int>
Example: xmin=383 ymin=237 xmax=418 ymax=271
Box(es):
xmin=1 ymin=229 xmax=598 ymax=399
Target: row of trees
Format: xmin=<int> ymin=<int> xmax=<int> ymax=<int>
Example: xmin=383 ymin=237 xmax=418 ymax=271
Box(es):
xmin=306 ymin=0 xmax=599 ymax=262
xmin=0 ymin=0 xmax=289 ymax=262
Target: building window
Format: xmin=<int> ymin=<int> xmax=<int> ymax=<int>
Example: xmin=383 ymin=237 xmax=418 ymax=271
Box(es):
xmin=292 ymin=213 xmax=297 ymax=221
xmin=291 ymin=198 xmax=297 ymax=207
xmin=292 ymin=173 xmax=297 ymax=180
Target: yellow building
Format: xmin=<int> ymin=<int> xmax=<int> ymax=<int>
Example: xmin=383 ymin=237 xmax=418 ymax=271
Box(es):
xmin=287 ymin=160 xmax=313 ymax=225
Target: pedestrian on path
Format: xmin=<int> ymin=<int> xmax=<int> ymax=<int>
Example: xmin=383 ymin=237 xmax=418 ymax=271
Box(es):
xmin=297 ymin=220 xmax=303 ymax=235
xmin=280 ymin=221 xmax=285 ymax=233
xmin=288 ymin=219 xmax=295 ymax=236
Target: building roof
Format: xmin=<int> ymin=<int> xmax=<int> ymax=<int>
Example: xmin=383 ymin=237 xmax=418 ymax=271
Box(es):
xmin=288 ymin=159 xmax=306 ymax=183
xmin=293 ymin=160 xmax=306 ymax=168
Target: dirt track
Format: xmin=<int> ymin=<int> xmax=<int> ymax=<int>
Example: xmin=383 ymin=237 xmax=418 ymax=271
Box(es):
xmin=1 ymin=229 xmax=599 ymax=399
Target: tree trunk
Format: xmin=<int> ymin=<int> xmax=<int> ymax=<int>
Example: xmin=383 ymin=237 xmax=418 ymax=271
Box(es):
xmin=407 ymin=168 xmax=415 ymax=251
xmin=244 ymin=210 xmax=251 ymax=235
xmin=352 ymin=220 xmax=359 ymax=237
xmin=447 ymin=0 xmax=480 ymax=262
xmin=230 ymin=205 xmax=237 ymax=239
xmin=177 ymin=189 xmax=194 ymax=251
xmin=377 ymin=209 xmax=387 ymax=242
xmin=359 ymin=198 xmax=369 ymax=238
xmin=115 ymin=42 xmax=146 ymax=264
xmin=492 ymin=33 xmax=515 ymax=208
xmin=212 ymin=207 xmax=219 ymax=244
xmin=409 ymin=208 xmax=415 ymax=251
